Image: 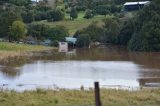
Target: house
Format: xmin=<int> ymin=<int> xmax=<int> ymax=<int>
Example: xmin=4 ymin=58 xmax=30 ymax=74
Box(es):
xmin=124 ymin=1 xmax=150 ymax=11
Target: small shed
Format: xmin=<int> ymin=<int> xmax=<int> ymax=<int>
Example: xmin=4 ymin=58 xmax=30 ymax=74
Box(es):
xmin=65 ymin=37 xmax=77 ymax=47
xmin=124 ymin=1 xmax=150 ymax=11
xmin=58 ymin=42 xmax=68 ymax=52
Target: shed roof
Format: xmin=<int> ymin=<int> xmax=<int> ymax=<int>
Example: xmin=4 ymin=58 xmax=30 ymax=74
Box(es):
xmin=65 ymin=37 xmax=77 ymax=44
xmin=124 ymin=1 xmax=150 ymax=6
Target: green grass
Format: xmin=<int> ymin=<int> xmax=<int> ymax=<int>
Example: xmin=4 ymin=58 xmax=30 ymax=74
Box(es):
xmin=35 ymin=12 xmax=106 ymax=35
xmin=0 ymin=42 xmax=52 ymax=51
xmin=0 ymin=89 xmax=160 ymax=106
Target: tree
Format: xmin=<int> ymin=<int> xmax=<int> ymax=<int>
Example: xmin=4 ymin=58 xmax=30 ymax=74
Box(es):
xmin=47 ymin=9 xmax=65 ymax=21
xmin=22 ymin=10 xmax=35 ymax=23
xmin=117 ymin=19 xmax=135 ymax=45
xmin=48 ymin=26 xmax=69 ymax=41
xmin=84 ymin=9 xmax=93 ymax=19
xmin=28 ymin=23 xmax=49 ymax=40
xmin=9 ymin=21 xmax=27 ymax=41
xmin=103 ymin=17 xmax=120 ymax=43
xmin=0 ymin=11 xmax=22 ymax=38
xmin=76 ymin=34 xmax=90 ymax=48
xmin=94 ymin=5 xmax=110 ymax=16
xmin=129 ymin=1 xmax=160 ymax=51
xmin=129 ymin=20 xmax=160 ymax=51
xmin=76 ymin=22 xmax=104 ymax=42
xmin=9 ymin=0 xmax=31 ymax=6
xmin=28 ymin=23 xmax=68 ymax=41
xmin=70 ymin=7 xmax=78 ymax=20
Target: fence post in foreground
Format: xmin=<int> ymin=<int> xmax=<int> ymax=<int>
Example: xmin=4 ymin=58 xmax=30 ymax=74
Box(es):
xmin=94 ymin=82 xmax=101 ymax=106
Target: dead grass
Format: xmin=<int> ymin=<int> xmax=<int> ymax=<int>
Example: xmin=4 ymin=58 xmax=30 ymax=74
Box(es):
xmin=0 ymin=42 xmax=53 ymax=61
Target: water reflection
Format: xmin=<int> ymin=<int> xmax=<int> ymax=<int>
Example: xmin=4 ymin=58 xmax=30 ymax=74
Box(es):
xmin=0 ymin=46 xmax=160 ymax=91
xmin=0 ymin=67 xmax=21 ymax=79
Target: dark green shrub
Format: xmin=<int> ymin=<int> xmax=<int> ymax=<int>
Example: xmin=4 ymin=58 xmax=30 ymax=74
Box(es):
xmin=47 ymin=9 xmax=65 ymax=21
xmin=84 ymin=10 xmax=93 ymax=19
xmin=76 ymin=34 xmax=90 ymax=48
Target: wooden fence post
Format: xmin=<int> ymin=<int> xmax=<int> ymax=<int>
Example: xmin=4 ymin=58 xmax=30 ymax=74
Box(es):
xmin=94 ymin=82 xmax=101 ymax=106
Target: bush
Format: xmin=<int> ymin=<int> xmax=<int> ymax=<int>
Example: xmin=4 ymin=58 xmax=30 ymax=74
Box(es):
xmin=103 ymin=17 xmax=121 ymax=44
xmin=0 ymin=11 xmax=22 ymax=38
xmin=70 ymin=7 xmax=78 ymax=20
xmin=27 ymin=23 xmax=50 ymax=40
xmin=76 ymin=34 xmax=90 ymax=48
xmin=47 ymin=9 xmax=65 ymax=21
xmin=75 ymin=21 xmax=105 ymax=42
xmin=48 ymin=26 xmax=68 ymax=41
xmin=51 ymin=40 xmax=59 ymax=47
xmin=117 ymin=19 xmax=135 ymax=45
xmin=22 ymin=10 xmax=35 ymax=23
xmin=28 ymin=24 xmax=68 ymax=41
xmin=9 ymin=0 xmax=31 ymax=6
xmin=84 ymin=10 xmax=93 ymax=19
xmin=94 ymin=5 xmax=110 ymax=16
xmin=9 ymin=20 xmax=27 ymax=41
xmin=128 ymin=1 xmax=160 ymax=51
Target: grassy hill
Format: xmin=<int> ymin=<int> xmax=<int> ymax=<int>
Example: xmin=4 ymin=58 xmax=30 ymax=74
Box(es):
xmin=34 ymin=12 xmax=106 ymax=35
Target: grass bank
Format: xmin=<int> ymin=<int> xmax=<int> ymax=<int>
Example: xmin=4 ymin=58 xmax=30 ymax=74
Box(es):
xmin=0 ymin=42 xmax=53 ymax=61
xmin=0 ymin=89 xmax=160 ymax=106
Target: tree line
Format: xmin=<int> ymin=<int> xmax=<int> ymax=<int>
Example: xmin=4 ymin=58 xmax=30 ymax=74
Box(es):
xmin=0 ymin=0 xmax=69 ymax=43
xmin=0 ymin=0 xmax=159 ymax=51
xmin=74 ymin=0 xmax=160 ymax=51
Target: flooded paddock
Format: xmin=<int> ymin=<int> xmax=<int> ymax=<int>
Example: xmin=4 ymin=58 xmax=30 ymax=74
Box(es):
xmin=0 ymin=46 xmax=160 ymax=91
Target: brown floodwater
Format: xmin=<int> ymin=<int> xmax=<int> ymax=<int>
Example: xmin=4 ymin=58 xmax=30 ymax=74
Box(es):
xmin=0 ymin=45 xmax=160 ymax=91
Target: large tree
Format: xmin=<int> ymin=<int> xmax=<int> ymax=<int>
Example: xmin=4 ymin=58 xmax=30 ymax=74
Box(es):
xmin=9 ymin=21 xmax=27 ymax=41
xmin=70 ymin=7 xmax=78 ymax=20
xmin=0 ymin=11 xmax=22 ymax=38
xmin=103 ymin=17 xmax=121 ymax=43
xmin=129 ymin=1 xmax=160 ymax=51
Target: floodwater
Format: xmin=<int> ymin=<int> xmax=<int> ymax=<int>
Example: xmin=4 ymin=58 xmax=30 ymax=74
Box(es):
xmin=0 ymin=45 xmax=160 ymax=91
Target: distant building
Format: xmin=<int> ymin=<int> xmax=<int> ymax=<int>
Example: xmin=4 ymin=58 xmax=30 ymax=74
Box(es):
xmin=65 ymin=37 xmax=77 ymax=44
xmin=65 ymin=37 xmax=77 ymax=47
xmin=31 ymin=0 xmax=40 ymax=5
xmin=58 ymin=42 xmax=68 ymax=52
xmin=124 ymin=1 xmax=150 ymax=11
xmin=31 ymin=0 xmax=40 ymax=3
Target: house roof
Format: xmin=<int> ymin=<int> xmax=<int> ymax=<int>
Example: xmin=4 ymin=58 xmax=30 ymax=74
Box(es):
xmin=65 ymin=37 xmax=77 ymax=44
xmin=31 ymin=0 xmax=41 ymax=2
xmin=124 ymin=1 xmax=150 ymax=6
